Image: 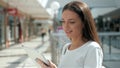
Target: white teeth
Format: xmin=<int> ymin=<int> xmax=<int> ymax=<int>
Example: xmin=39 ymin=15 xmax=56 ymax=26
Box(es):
xmin=66 ymin=30 xmax=72 ymax=33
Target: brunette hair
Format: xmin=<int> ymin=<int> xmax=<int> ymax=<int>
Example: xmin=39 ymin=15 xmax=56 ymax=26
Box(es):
xmin=62 ymin=1 xmax=100 ymax=44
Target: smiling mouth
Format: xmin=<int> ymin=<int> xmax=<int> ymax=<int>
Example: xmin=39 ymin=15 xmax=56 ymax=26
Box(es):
xmin=66 ymin=30 xmax=72 ymax=34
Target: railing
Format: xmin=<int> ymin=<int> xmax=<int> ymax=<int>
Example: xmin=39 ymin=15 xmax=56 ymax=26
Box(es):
xmin=50 ymin=32 xmax=120 ymax=64
xmin=99 ymin=32 xmax=120 ymax=54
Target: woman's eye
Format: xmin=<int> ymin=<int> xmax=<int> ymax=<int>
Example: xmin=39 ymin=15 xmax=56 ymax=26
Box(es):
xmin=60 ymin=20 xmax=65 ymax=24
xmin=69 ymin=21 xmax=75 ymax=24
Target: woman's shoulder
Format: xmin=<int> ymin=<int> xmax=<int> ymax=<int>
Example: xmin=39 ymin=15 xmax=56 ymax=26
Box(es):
xmin=62 ymin=43 xmax=71 ymax=50
xmin=64 ymin=43 xmax=71 ymax=47
xmin=86 ymin=41 xmax=103 ymax=56
xmin=61 ymin=43 xmax=71 ymax=55
xmin=87 ymin=41 xmax=101 ymax=49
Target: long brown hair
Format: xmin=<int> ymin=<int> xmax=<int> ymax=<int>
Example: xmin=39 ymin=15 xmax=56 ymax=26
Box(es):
xmin=62 ymin=1 xmax=100 ymax=45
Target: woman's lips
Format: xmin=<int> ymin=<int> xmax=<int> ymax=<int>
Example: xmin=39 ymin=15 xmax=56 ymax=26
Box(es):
xmin=65 ymin=30 xmax=72 ymax=35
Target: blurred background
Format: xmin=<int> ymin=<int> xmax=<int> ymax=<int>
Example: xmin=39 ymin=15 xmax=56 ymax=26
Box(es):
xmin=0 ymin=0 xmax=120 ymax=68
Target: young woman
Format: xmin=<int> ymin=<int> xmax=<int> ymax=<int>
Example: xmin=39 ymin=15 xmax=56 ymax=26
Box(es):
xmin=36 ymin=1 xmax=103 ymax=68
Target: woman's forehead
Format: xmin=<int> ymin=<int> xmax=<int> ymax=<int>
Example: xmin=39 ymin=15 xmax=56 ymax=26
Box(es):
xmin=62 ymin=10 xmax=80 ymax=20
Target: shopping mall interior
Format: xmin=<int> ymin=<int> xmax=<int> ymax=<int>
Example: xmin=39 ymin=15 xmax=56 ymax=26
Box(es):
xmin=0 ymin=0 xmax=120 ymax=68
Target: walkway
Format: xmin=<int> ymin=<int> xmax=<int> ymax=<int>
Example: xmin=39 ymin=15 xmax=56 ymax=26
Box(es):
xmin=0 ymin=35 xmax=51 ymax=68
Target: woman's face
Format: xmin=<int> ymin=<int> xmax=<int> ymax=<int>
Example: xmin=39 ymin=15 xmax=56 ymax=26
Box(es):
xmin=62 ymin=10 xmax=83 ymax=39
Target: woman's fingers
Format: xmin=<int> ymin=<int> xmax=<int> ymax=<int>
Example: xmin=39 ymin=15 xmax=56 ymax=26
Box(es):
xmin=48 ymin=60 xmax=57 ymax=68
xmin=35 ymin=58 xmax=50 ymax=68
xmin=35 ymin=58 xmax=57 ymax=68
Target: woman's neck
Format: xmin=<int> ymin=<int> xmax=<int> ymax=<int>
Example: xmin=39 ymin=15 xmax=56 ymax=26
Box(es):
xmin=69 ymin=38 xmax=86 ymax=50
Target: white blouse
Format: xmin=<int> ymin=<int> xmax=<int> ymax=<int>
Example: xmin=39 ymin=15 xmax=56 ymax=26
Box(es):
xmin=58 ymin=41 xmax=103 ymax=68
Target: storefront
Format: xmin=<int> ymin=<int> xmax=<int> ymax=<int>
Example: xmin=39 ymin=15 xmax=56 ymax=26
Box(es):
xmin=8 ymin=9 xmax=23 ymax=45
xmin=0 ymin=6 xmax=21 ymax=49
xmin=0 ymin=6 xmax=5 ymax=49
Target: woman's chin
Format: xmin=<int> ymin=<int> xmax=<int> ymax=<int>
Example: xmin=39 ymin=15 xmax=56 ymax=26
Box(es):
xmin=66 ymin=35 xmax=71 ymax=38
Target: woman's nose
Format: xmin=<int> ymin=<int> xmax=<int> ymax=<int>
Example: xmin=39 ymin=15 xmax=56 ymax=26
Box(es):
xmin=64 ymin=23 xmax=69 ymax=28
xmin=63 ymin=24 xmax=70 ymax=31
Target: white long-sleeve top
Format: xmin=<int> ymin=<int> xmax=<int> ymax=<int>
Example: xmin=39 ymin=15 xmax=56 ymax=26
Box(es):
xmin=58 ymin=41 xmax=103 ymax=68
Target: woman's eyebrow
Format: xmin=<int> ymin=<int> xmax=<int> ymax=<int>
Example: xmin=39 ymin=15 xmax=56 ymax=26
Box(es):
xmin=61 ymin=18 xmax=75 ymax=21
xmin=68 ymin=19 xmax=75 ymax=21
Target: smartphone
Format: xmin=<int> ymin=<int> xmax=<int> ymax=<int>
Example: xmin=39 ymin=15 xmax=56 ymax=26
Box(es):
xmin=22 ymin=45 xmax=49 ymax=67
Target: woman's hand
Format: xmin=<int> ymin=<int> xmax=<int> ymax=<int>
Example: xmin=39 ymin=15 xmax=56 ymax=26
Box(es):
xmin=36 ymin=58 xmax=57 ymax=68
